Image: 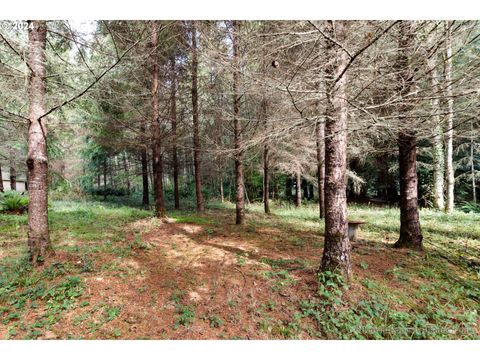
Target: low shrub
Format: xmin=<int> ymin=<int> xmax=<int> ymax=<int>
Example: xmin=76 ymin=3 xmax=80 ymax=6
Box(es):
xmin=0 ymin=191 xmax=29 ymax=214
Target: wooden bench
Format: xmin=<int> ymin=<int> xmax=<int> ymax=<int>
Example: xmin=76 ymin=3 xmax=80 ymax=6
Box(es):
xmin=348 ymin=220 xmax=366 ymax=241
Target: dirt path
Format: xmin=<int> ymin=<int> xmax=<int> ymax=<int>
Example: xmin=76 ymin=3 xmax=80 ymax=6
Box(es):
xmin=48 ymin=217 xmax=324 ymax=339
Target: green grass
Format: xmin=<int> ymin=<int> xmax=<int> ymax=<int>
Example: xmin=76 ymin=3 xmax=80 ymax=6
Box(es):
xmin=207 ymin=200 xmax=480 ymax=339
xmin=222 ymin=201 xmax=480 ymax=264
xmin=0 ymin=200 xmax=152 ymax=339
xmin=1 ymin=198 xmax=479 ymax=339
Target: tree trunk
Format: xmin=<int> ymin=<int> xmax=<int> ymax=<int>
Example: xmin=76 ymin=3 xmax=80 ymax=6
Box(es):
xmin=103 ymin=158 xmax=107 ymax=200
xmin=315 ymin=114 xmax=326 ymax=218
xmin=261 ymin=25 xmax=271 ymax=215
xmin=170 ymin=54 xmax=180 ymax=210
xmin=394 ymin=21 xmax=423 ymax=250
xmin=191 ymin=21 xmax=205 ymax=212
xmin=427 ymin=28 xmax=444 ymax=211
xmin=0 ymin=163 xmax=4 ymax=192
xmin=150 ymin=20 xmax=165 ymax=218
xmin=122 ymin=152 xmax=130 ymax=195
xmin=141 ymin=148 xmax=149 ymax=206
xmin=285 ymin=176 xmax=292 ymax=202
xmin=219 ymin=173 xmax=224 ymax=203
xmin=376 ymin=155 xmax=398 ymax=204
xmin=309 ymin=184 xmax=314 ymax=200
xmin=396 ymin=133 xmax=423 ymax=249
xmin=445 ymin=22 xmax=455 ymax=212
xmin=26 ymin=20 xmax=51 ymax=263
xmin=320 ymin=20 xmax=351 ymax=278
xmin=262 ymin=98 xmax=270 ymax=214
xmin=148 ymin=150 xmax=154 ymax=190
xmin=302 ymin=179 xmax=308 ymax=200
xmin=232 ymin=21 xmax=245 ymax=225
xmin=295 ymin=171 xmax=301 ymax=207
xmin=471 ymin=133 xmax=477 ymax=204
xmin=9 ymin=148 xmax=17 ymax=191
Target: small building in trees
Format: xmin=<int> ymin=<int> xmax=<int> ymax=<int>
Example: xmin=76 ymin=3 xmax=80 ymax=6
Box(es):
xmin=1 ymin=170 xmax=27 ymax=192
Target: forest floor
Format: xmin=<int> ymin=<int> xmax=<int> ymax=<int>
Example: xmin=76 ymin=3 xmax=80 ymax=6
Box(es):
xmin=0 ymin=199 xmax=479 ymax=339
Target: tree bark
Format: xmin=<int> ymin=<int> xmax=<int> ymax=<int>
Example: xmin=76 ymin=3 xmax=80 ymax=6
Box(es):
xmin=396 ymin=133 xmax=423 ymax=249
xmin=315 ymin=118 xmax=325 ymax=218
xmin=150 ymin=20 xmax=165 ymax=218
xmin=262 ymin=98 xmax=270 ymax=214
xmin=320 ymin=20 xmax=351 ymax=278
xmin=26 ymin=20 xmax=51 ymax=263
xmin=219 ymin=173 xmax=224 ymax=203
xmin=471 ymin=129 xmax=477 ymax=204
xmin=427 ymin=28 xmax=445 ymax=211
xmin=9 ymin=148 xmax=17 ymax=191
xmin=445 ymin=22 xmax=455 ymax=212
xmin=261 ymin=24 xmax=271 ymax=215
xmin=191 ymin=21 xmax=205 ymax=212
xmin=232 ymin=21 xmax=245 ymax=225
xmin=170 ymin=54 xmax=180 ymax=210
xmin=394 ymin=21 xmax=423 ymax=250
xmin=141 ymin=148 xmax=149 ymax=206
xmin=103 ymin=158 xmax=107 ymax=200
xmin=295 ymin=171 xmax=301 ymax=207
xmin=0 ymin=163 xmax=4 ymax=192
xmin=122 ymin=152 xmax=130 ymax=194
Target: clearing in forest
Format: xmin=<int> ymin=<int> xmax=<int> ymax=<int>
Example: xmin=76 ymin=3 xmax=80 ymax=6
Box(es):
xmin=0 ymin=201 xmax=479 ymax=339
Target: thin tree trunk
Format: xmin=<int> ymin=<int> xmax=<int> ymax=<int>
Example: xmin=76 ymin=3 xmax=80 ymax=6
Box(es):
xmin=141 ymin=148 xmax=149 ymax=206
xmin=0 ymin=163 xmax=4 ymax=192
xmin=191 ymin=21 xmax=205 ymax=212
xmin=232 ymin=21 xmax=245 ymax=225
xmin=244 ymin=182 xmax=250 ymax=206
xmin=261 ymin=24 xmax=270 ymax=215
xmin=170 ymin=54 xmax=180 ymax=210
xmin=295 ymin=171 xmax=301 ymax=207
xmin=427 ymin=27 xmax=445 ymax=211
xmin=303 ymin=180 xmax=309 ymax=199
xmin=219 ymin=173 xmax=224 ymax=203
xmin=122 ymin=152 xmax=130 ymax=194
xmin=26 ymin=20 xmax=52 ymax=263
xmin=110 ymin=157 xmax=115 ymax=189
xmin=445 ymin=22 xmax=455 ymax=212
xmin=103 ymin=158 xmax=107 ymax=200
xmin=472 ymin=133 xmax=477 ymax=204
xmin=150 ymin=20 xmax=165 ymax=218
xmin=394 ymin=21 xmax=423 ymax=250
xmin=285 ymin=176 xmax=292 ymax=202
xmin=272 ymin=174 xmax=276 ymax=201
xmin=315 ymin=119 xmax=326 ymax=218
xmin=262 ymin=98 xmax=270 ymax=214
xmin=9 ymin=148 xmax=17 ymax=191
xmin=148 ymin=150 xmax=154 ymax=190
xmin=320 ymin=20 xmax=351 ymax=278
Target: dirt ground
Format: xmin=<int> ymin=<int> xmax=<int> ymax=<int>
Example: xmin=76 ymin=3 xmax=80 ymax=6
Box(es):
xmin=28 ymin=211 xmax=408 ymax=340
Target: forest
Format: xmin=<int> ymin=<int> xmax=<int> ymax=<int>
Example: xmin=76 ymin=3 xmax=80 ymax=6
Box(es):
xmin=0 ymin=19 xmax=479 ymax=340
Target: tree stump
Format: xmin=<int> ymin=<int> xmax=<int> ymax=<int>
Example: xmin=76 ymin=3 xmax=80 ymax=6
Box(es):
xmin=348 ymin=220 xmax=366 ymax=241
